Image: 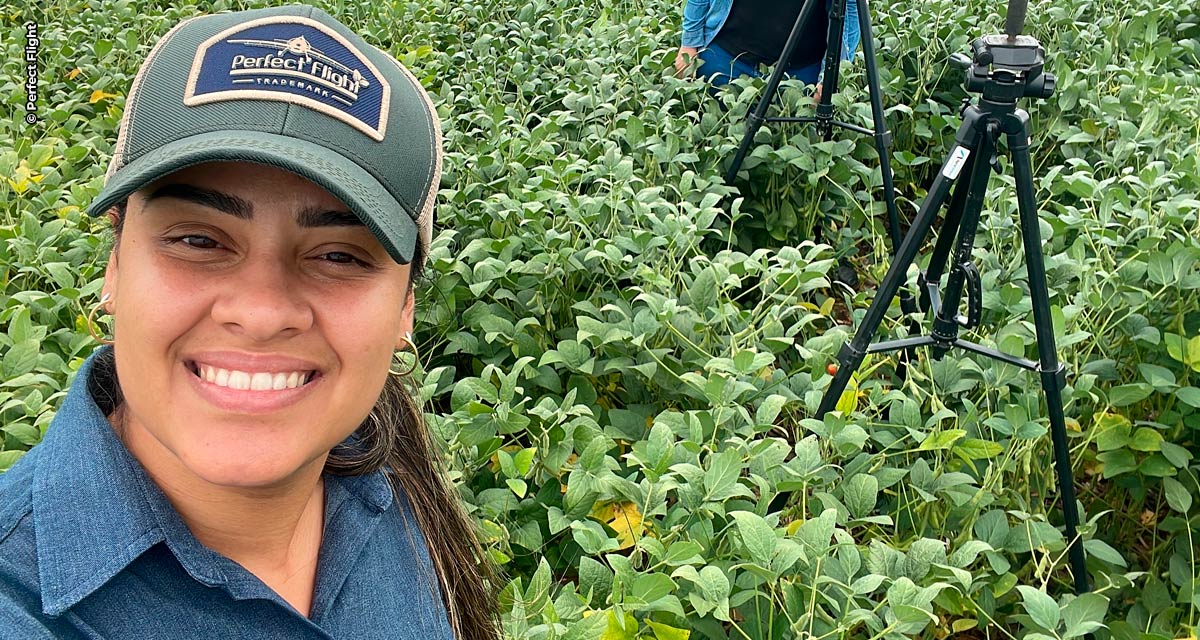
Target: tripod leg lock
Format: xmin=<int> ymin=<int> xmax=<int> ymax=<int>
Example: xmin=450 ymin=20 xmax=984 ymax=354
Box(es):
xmin=837 ymin=341 xmax=866 ymax=366
xmin=958 ymin=261 xmax=982 ymax=329
xmin=1039 ymin=363 xmax=1068 ymax=391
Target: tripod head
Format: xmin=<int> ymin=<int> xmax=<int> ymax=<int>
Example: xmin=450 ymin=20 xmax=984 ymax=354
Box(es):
xmin=950 ymin=0 xmax=1055 ymax=103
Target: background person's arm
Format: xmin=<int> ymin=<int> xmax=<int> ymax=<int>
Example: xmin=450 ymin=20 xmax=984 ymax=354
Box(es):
xmin=677 ymin=0 xmax=712 ymax=77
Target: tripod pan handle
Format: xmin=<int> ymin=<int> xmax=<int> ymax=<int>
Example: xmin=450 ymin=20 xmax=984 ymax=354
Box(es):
xmin=1005 ymin=0 xmax=1028 ymax=39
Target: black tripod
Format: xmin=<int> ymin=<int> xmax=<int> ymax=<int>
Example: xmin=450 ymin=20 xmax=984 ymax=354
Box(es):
xmin=816 ymin=1 xmax=1092 ymax=599
xmin=722 ymin=0 xmax=919 ymax=319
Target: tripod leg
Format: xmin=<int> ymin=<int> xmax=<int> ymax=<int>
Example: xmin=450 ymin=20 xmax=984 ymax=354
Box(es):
xmin=816 ymin=113 xmax=985 ymax=416
xmin=818 ymin=108 xmax=985 ymax=415
xmin=857 ymin=0 xmax=913 ymax=318
xmin=724 ymin=0 xmax=824 ymax=184
xmin=1007 ymin=114 xmax=1091 ymax=596
xmin=928 ymin=118 xmax=996 ymax=358
xmin=816 ymin=0 xmax=848 ymax=141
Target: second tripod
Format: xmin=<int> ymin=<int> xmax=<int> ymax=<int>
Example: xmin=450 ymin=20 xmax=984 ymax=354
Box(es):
xmin=817 ymin=29 xmax=1091 ymax=597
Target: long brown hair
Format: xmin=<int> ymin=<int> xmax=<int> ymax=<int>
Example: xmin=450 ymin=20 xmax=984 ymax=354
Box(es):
xmin=107 ymin=199 xmax=500 ymax=639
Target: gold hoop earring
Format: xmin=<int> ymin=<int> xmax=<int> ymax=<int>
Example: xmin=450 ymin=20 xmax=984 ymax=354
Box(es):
xmin=87 ymin=293 xmax=114 ymax=346
xmin=389 ymin=332 xmax=420 ymax=377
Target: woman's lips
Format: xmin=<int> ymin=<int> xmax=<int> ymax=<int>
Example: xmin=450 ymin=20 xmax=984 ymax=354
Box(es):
xmin=184 ymin=360 xmax=322 ymax=414
xmin=187 ymin=361 xmax=317 ymax=390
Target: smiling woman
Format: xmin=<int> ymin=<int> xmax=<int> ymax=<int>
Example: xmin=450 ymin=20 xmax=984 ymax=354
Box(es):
xmin=0 ymin=5 xmax=498 ymax=640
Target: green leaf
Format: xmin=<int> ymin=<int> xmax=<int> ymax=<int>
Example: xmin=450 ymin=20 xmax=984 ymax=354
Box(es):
xmin=0 ymin=450 xmax=24 ymax=472
xmin=1097 ymin=449 xmax=1138 ymax=478
xmin=663 ymin=541 xmax=704 ymax=566
xmin=795 ymin=508 xmax=837 ymax=556
xmin=1138 ymin=363 xmax=1176 ymax=389
xmin=1175 ymin=386 xmax=1200 ymax=408
xmin=904 ymin=538 xmax=946 ymax=581
xmin=1128 ymin=427 xmax=1164 ymax=452
xmin=842 ymin=473 xmax=879 ymax=518
xmin=1159 ymin=441 xmax=1193 ymax=468
xmin=688 ymin=267 xmax=718 ymax=307
xmin=730 ymin=511 xmax=777 ymax=562
xmin=1109 ymin=383 xmax=1152 ymax=407
xmin=505 ymin=478 xmax=527 ymax=498
xmin=755 ymin=394 xmax=787 ymax=426
xmin=629 ymin=572 xmax=676 ymax=604
xmin=1139 ymin=454 xmax=1176 ymax=477
xmin=704 ymin=450 xmax=746 ymax=501
xmin=578 ymin=557 xmax=613 ymax=605
xmin=1092 ymin=413 xmax=1132 ymax=451
xmin=1005 ymin=521 xmax=1065 ymax=553
xmin=1061 ymin=593 xmax=1108 ymax=639
xmin=696 ymin=565 xmax=730 ymax=601
xmin=2 ymin=340 xmax=39 ymax=378
xmin=1163 ymin=477 xmax=1192 ymax=513
xmin=44 ymin=262 xmax=75 ymax=289
xmin=955 ymin=438 xmax=1003 ymax=459
xmin=1017 ymin=585 xmax=1061 ymax=631
xmin=851 ymin=574 xmax=885 ymax=594
xmin=1083 ymin=539 xmax=1127 ymax=568
xmin=918 ymin=429 xmax=966 ymax=450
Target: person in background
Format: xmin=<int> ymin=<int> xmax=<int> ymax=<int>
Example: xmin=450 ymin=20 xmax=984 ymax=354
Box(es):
xmin=675 ymin=0 xmax=862 ymax=100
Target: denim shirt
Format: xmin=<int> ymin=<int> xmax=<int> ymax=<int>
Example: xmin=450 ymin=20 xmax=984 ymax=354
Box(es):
xmin=680 ymin=0 xmax=861 ymax=64
xmin=0 ymin=346 xmax=454 ymax=639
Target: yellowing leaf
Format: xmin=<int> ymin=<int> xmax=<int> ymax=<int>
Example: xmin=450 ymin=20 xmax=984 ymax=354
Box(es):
xmin=7 ymin=164 xmax=44 ymax=194
xmin=835 ymin=374 xmax=861 ymax=414
xmin=89 ymin=90 xmax=120 ymax=104
xmin=487 ymin=444 xmax=522 ymax=473
xmin=601 ymin=610 xmax=638 ymax=640
xmin=67 ymin=68 xmax=81 ymax=80
xmin=590 ymin=501 xmax=645 ymax=549
xmin=647 ymin=620 xmax=691 ymax=640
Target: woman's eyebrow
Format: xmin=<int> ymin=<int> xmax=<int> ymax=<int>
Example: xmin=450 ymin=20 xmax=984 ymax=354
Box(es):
xmin=145 ymin=183 xmax=253 ymax=219
xmin=297 ymin=208 xmax=364 ymax=228
xmin=144 ymin=183 xmax=362 ymax=228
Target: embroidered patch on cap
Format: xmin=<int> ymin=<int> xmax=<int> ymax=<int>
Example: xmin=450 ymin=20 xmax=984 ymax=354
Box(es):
xmin=184 ymin=16 xmax=390 ymax=140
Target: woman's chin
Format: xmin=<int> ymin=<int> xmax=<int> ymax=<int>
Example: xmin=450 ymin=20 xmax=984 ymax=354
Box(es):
xmin=180 ymin=449 xmax=321 ymax=490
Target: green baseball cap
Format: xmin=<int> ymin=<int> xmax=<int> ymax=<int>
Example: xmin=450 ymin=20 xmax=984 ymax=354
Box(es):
xmin=87 ymin=4 xmax=440 ymax=265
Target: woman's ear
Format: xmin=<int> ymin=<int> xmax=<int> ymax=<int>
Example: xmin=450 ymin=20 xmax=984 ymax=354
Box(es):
xmin=394 ymin=289 xmax=416 ymax=350
xmin=101 ymin=247 xmax=119 ymax=312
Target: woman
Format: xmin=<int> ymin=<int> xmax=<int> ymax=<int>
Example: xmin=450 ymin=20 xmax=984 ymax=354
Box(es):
xmin=0 ymin=5 xmax=498 ymax=639
xmin=675 ymin=0 xmax=862 ymax=99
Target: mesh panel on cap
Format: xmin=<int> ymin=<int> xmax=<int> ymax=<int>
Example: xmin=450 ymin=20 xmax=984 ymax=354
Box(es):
xmin=106 ymin=16 xmax=201 ymax=181
xmin=379 ymin=52 xmax=440 ymax=253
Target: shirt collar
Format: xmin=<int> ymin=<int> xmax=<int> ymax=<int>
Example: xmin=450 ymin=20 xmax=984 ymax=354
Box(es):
xmin=31 ymin=345 xmax=395 ymax=616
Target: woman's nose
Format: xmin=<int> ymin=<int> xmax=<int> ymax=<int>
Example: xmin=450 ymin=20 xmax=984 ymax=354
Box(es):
xmin=209 ymin=254 xmax=314 ymax=341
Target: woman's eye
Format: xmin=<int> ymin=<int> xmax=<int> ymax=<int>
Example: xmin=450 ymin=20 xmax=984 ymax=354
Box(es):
xmin=320 ymin=251 xmax=370 ymax=268
xmin=169 ymin=235 xmax=221 ymax=249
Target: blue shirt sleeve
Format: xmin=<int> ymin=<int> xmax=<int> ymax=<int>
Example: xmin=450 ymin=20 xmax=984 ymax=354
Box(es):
xmin=819 ymin=0 xmax=863 ymax=82
xmin=681 ymin=0 xmax=713 ymax=48
xmin=842 ymin=0 xmax=861 ymax=61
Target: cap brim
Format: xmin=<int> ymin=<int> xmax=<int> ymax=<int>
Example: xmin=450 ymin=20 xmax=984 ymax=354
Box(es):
xmin=87 ymin=130 xmax=418 ymax=264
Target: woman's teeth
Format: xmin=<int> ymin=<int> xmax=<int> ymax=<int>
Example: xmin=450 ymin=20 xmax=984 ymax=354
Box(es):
xmin=196 ymin=364 xmax=312 ymax=390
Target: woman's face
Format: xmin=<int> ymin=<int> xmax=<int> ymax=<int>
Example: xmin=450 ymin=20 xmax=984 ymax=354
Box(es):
xmin=103 ymin=161 xmax=414 ymax=489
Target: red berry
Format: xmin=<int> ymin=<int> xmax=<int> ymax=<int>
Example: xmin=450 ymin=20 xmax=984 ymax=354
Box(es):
xmin=826 ymin=364 xmax=838 ymax=375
